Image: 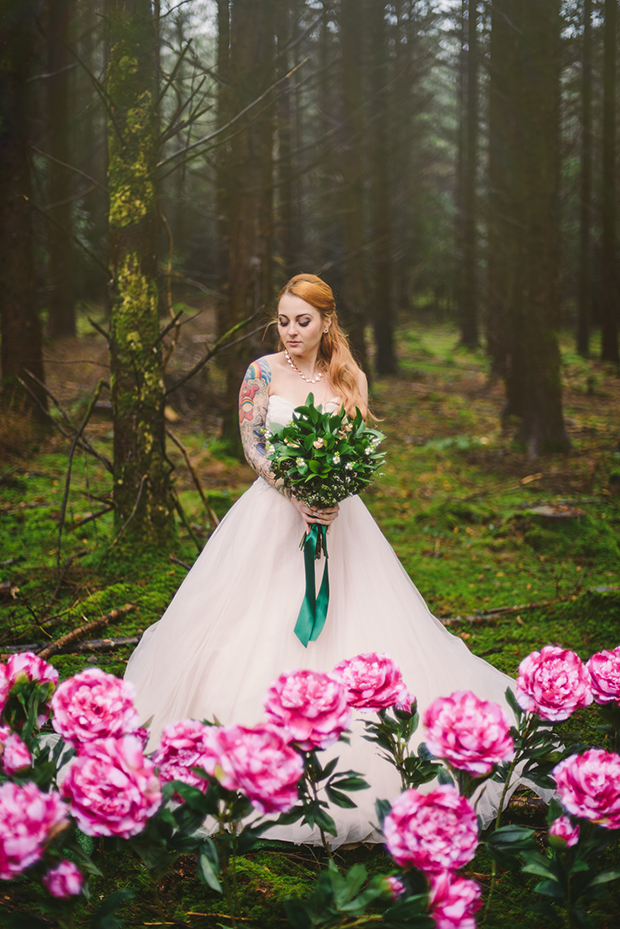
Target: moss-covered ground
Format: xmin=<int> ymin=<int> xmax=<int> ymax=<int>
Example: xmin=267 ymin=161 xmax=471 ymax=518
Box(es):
xmin=1 ymin=318 xmax=619 ymax=926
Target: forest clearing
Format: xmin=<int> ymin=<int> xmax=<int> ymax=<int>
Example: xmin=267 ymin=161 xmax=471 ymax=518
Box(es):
xmin=2 ymin=0 xmax=620 ymax=925
xmin=1 ymin=318 xmax=619 ymax=928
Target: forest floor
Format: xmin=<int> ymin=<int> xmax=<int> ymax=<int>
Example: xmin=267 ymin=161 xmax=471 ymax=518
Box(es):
xmin=1 ymin=308 xmax=619 ymax=927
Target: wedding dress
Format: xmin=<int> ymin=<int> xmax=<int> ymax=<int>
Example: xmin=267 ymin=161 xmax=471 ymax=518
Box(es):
xmin=125 ymin=395 xmax=530 ymax=845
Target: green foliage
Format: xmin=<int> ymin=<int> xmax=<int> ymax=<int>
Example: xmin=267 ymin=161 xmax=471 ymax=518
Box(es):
xmin=268 ymin=395 xmax=385 ymax=508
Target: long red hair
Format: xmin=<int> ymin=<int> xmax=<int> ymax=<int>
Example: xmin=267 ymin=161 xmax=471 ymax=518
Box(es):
xmin=278 ymin=274 xmax=368 ymax=419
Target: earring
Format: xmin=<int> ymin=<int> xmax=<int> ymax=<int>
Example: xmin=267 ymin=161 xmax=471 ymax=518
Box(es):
xmin=324 ymin=328 xmax=328 ymax=334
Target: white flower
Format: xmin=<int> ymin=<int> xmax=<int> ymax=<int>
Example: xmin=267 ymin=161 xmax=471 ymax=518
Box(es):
xmin=365 ymin=447 xmax=371 ymax=456
xmin=333 ymin=454 xmax=341 ymax=465
xmin=313 ymin=438 xmax=324 ymax=449
xmin=345 ymin=462 xmax=354 ymax=471
xmin=296 ymin=457 xmax=304 ymax=467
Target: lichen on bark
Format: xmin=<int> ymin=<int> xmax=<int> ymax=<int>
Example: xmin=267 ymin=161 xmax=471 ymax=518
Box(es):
xmin=106 ymin=0 xmax=175 ymax=549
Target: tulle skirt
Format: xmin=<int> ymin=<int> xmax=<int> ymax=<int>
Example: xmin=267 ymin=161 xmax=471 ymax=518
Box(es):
xmin=125 ymin=476 xmax=529 ymax=845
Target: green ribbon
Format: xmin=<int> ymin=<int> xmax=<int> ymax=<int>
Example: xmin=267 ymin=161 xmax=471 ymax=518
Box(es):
xmin=294 ymin=524 xmax=330 ymax=647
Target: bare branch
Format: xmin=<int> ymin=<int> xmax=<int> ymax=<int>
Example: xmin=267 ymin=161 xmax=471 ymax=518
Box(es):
xmin=56 ymin=380 xmax=107 ymax=570
xmin=156 ymin=58 xmax=308 ymax=170
xmin=165 ymin=315 xmax=266 ymax=396
xmin=167 ymin=428 xmax=220 ymax=529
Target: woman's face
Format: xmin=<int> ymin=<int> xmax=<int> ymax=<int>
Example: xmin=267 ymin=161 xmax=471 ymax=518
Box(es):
xmin=277 ymin=293 xmax=329 ymax=359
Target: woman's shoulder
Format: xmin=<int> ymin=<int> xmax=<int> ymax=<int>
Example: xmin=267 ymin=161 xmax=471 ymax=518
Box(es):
xmin=244 ymin=353 xmax=283 ymax=383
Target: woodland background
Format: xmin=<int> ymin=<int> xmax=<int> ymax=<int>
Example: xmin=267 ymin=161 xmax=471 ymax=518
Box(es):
xmin=0 ymin=1 xmax=620 ymax=926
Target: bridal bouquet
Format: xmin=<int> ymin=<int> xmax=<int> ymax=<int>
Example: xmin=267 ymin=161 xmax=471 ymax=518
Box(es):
xmin=266 ymin=395 xmax=385 ymax=647
xmin=265 ymin=394 xmax=385 ymax=509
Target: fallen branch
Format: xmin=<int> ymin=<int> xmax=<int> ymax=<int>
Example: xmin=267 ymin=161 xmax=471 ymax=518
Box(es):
xmin=439 ymin=585 xmax=620 ymax=626
xmin=36 ymin=604 xmax=136 ymax=660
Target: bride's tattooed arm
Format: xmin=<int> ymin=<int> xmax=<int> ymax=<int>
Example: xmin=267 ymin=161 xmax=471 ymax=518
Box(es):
xmin=239 ymin=359 xmax=283 ymax=491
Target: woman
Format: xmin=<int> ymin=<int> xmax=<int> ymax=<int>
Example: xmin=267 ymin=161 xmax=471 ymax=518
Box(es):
xmin=126 ymin=273 xmax=526 ymax=844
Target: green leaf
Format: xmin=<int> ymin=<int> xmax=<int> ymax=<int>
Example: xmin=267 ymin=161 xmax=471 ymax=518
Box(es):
xmin=533 ymin=879 xmax=565 ymax=900
xmin=330 ymin=774 xmax=369 ymax=791
xmin=589 ymin=869 xmax=620 ymax=887
xmin=522 ymin=859 xmax=557 ymax=880
xmin=375 ymin=797 xmax=392 ymax=825
xmin=325 ymin=785 xmax=358 ymax=808
xmin=504 ymin=686 xmax=523 ymax=720
xmin=197 ymin=840 xmax=222 ymax=893
xmin=312 ymin=806 xmax=338 ymax=836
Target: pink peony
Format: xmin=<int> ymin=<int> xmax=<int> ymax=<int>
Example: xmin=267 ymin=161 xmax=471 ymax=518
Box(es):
xmin=384 ymin=875 xmax=406 ymax=899
xmin=586 ymin=648 xmax=620 ymax=705
xmin=51 ymin=668 xmax=141 ymax=748
xmin=61 ymin=735 xmax=161 ymax=838
xmin=264 ymin=669 xmax=351 ymax=750
xmin=4 ymin=652 xmax=59 ymax=726
xmin=154 ymin=718 xmax=213 ymax=793
xmin=429 ymin=871 xmax=482 ymax=929
xmin=383 ymin=786 xmax=478 ymax=872
xmin=333 ymin=653 xmax=413 ymax=711
xmin=515 ymin=646 xmax=593 ymax=722
xmin=548 ymin=815 xmax=580 ymax=848
xmin=204 ymin=723 xmax=305 ymax=814
xmin=0 ymin=665 xmax=8 ymax=714
xmin=0 ymin=727 xmax=32 ymax=775
xmin=43 ymin=860 xmax=83 ymax=898
xmin=5 ymin=652 xmax=58 ymax=689
xmin=552 ymin=749 xmax=620 ymax=829
xmin=0 ymin=782 xmax=68 ymax=879
xmin=423 ymin=690 xmax=514 ymax=776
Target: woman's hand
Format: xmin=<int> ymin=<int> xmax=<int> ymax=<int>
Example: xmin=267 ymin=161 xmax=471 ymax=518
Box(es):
xmin=290 ymin=497 xmax=340 ymax=535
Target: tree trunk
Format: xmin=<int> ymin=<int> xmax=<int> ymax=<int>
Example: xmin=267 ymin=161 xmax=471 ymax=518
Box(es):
xmin=488 ymin=0 xmax=569 ymax=455
xmin=0 ymin=0 xmax=47 ymax=420
xmin=576 ymin=0 xmax=592 ymax=357
xmin=338 ymin=0 xmax=369 ymax=369
xmin=600 ymin=0 xmax=618 ymax=363
xmin=46 ymin=0 xmax=76 ymax=338
xmin=486 ymin=0 xmax=513 ymax=379
xmin=367 ymin=0 xmax=397 ymax=375
xmin=220 ymin=0 xmax=275 ymax=452
xmin=215 ymin=0 xmax=231 ymax=340
xmin=459 ymin=0 xmax=479 ymax=347
xmin=106 ymin=0 xmax=175 ymax=547
xmin=275 ymin=0 xmax=296 ymax=283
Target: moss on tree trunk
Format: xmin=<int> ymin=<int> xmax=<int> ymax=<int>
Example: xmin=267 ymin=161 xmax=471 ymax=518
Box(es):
xmin=106 ymin=0 xmax=175 ymax=549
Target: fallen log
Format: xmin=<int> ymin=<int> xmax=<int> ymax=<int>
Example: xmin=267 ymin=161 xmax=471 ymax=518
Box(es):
xmin=36 ymin=604 xmax=136 ymax=660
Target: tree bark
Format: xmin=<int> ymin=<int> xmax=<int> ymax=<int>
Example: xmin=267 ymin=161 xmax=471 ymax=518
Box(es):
xmin=338 ymin=0 xmax=369 ymax=369
xmin=459 ymin=0 xmax=479 ymax=347
xmin=275 ymin=0 xmax=297 ymax=283
xmin=220 ymin=0 xmax=275 ymax=452
xmin=215 ymin=0 xmax=231 ymax=340
xmin=106 ymin=0 xmax=175 ymax=547
xmin=0 ymin=0 xmax=47 ymax=420
xmin=367 ymin=0 xmax=396 ymax=375
xmin=600 ymin=0 xmax=618 ymax=363
xmin=576 ymin=0 xmax=592 ymax=357
xmin=46 ymin=0 xmax=76 ymax=338
xmin=488 ymin=0 xmax=569 ymax=455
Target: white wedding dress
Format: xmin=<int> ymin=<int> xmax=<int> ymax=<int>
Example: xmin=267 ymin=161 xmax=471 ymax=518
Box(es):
xmin=126 ymin=395 xmax=529 ymax=845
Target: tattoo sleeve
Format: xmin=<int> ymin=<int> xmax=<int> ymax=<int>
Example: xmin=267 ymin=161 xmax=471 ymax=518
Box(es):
xmin=238 ymin=359 xmax=283 ymax=492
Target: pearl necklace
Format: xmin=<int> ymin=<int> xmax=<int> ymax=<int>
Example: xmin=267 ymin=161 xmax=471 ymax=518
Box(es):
xmin=284 ymin=350 xmax=324 ymax=384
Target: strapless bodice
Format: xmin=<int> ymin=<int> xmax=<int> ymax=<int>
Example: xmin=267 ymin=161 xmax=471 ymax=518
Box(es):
xmin=266 ymin=394 xmax=341 ymax=429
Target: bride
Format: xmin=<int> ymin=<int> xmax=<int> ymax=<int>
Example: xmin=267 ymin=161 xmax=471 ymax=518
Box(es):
xmin=126 ymin=273 xmax=530 ymax=844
